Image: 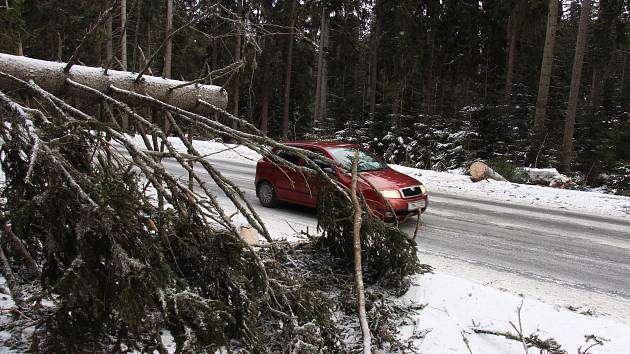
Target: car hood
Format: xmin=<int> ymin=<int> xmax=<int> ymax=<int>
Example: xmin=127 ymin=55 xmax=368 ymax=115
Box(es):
xmin=359 ymin=168 xmax=422 ymax=190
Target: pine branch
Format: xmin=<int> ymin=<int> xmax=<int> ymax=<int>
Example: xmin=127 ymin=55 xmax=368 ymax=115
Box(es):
xmin=64 ymin=6 xmax=114 ymax=74
xmin=135 ymin=18 xmax=199 ymax=83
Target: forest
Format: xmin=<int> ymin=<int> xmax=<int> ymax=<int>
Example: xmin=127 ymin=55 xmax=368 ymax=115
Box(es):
xmin=0 ymin=0 xmax=630 ymax=352
xmin=1 ymin=0 xmax=629 ymax=193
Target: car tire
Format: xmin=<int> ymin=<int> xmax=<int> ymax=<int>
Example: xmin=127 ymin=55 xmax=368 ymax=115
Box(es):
xmin=257 ymin=181 xmax=277 ymax=207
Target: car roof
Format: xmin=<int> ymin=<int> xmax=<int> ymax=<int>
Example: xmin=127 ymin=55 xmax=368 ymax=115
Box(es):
xmin=281 ymin=140 xmax=359 ymax=150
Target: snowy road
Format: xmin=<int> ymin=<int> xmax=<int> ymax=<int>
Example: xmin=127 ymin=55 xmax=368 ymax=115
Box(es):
xmin=159 ymin=155 xmax=630 ymax=322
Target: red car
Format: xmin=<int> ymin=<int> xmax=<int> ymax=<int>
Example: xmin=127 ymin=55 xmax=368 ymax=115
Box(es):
xmin=255 ymin=141 xmax=428 ymax=221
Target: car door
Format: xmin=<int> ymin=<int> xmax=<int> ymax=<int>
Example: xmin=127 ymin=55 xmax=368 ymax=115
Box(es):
xmin=272 ymin=149 xmax=311 ymax=205
xmin=302 ymin=147 xmax=334 ymax=207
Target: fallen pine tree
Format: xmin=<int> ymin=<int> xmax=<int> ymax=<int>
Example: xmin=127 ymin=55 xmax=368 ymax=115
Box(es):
xmin=0 ymin=53 xmax=227 ymax=114
xmin=0 ymin=51 xmax=427 ymax=352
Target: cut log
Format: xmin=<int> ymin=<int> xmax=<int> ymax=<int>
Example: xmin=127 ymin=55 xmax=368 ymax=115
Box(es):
xmin=238 ymin=225 xmax=259 ymax=245
xmin=0 ymin=53 xmax=227 ymax=113
xmin=469 ymin=161 xmax=507 ymax=182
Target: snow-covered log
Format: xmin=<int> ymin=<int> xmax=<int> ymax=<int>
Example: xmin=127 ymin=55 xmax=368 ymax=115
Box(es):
xmin=0 ymin=53 xmax=227 ymax=112
xmin=469 ymin=160 xmax=507 ymax=182
xmin=522 ymin=167 xmax=574 ymax=188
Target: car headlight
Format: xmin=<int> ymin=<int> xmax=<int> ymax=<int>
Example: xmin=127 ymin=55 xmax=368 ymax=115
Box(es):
xmin=380 ymin=190 xmax=401 ymax=199
xmin=420 ymin=184 xmax=428 ymax=194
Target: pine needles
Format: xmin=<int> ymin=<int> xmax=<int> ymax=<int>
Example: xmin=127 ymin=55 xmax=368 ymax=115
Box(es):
xmin=316 ymin=184 xmax=431 ymax=292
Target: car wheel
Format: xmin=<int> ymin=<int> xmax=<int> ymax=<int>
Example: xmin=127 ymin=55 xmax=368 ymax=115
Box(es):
xmin=257 ymin=181 xmax=277 ymax=207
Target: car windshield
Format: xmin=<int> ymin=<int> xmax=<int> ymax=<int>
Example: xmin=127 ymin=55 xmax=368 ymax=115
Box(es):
xmin=327 ymin=147 xmax=388 ymax=172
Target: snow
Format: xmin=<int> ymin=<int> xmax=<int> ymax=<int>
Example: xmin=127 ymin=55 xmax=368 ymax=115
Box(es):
xmin=126 ymin=134 xmax=262 ymax=163
xmin=2 ymin=137 xmax=629 ymax=353
xmin=0 ymin=277 xmax=15 ymax=345
xmin=391 ymin=165 xmax=630 ymax=219
xmin=522 ymin=167 xmax=571 ymax=184
xmin=398 ymin=273 xmax=630 ymax=353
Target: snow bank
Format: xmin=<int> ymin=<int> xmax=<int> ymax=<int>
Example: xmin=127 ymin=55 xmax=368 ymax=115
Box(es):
xmin=126 ymin=134 xmax=262 ymax=162
xmin=391 ymin=165 xmax=630 ymax=218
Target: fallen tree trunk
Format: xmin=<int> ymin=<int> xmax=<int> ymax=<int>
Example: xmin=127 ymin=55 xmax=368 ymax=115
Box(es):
xmin=0 ymin=53 xmax=227 ymax=112
xmin=469 ymin=160 xmax=507 ymax=182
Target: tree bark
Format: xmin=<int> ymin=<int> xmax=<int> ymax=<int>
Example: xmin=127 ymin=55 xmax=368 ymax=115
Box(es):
xmin=57 ymin=32 xmax=63 ymax=61
xmin=2 ymin=220 xmax=39 ymax=275
xmin=561 ymin=0 xmax=592 ymax=172
xmin=260 ymin=90 xmax=269 ymax=136
xmin=0 ymin=53 xmax=227 ymax=112
xmin=351 ymin=150 xmax=372 ymax=354
xmin=391 ymin=83 xmax=400 ymax=128
xmin=313 ymin=7 xmax=324 ymax=129
xmin=121 ymin=0 xmax=128 ymax=70
xmin=313 ymin=6 xmax=328 ymax=131
xmin=504 ymin=14 xmax=517 ymax=103
xmin=319 ymin=23 xmax=329 ymax=129
xmin=621 ymin=52 xmax=627 ymax=104
xmin=368 ymin=0 xmax=381 ymax=118
xmin=282 ymin=0 xmax=296 ymax=140
xmin=106 ymin=14 xmax=113 ymax=66
xmin=132 ymin=0 xmax=142 ymax=71
xmin=534 ymin=0 xmax=559 ymax=135
xmin=16 ymin=41 xmax=23 ymax=56
xmin=423 ymin=35 xmax=435 ymax=114
xmin=232 ymin=19 xmax=242 ymax=129
xmin=211 ymin=38 xmax=219 ymax=121
xmin=163 ymin=0 xmax=173 ymax=79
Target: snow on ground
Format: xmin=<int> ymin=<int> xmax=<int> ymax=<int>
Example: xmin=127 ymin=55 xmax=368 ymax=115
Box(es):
xmin=392 ymin=165 xmax=630 ymax=219
xmin=0 ymin=277 xmax=15 ymax=345
xmin=126 ymin=134 xmax=261 ymax=162
xmin=398 ymin=273 xmax=630 ymax=354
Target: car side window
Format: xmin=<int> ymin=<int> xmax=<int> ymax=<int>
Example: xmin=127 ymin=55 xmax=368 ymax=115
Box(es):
xmin=275 ymin=150 xmax=301 ymax=165
xmin=303 ymin=148 xmax=331 ymax=170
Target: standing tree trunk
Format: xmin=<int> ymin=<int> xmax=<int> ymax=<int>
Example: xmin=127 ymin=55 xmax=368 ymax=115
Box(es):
xmin=260 ymin=90 xmax=269 ymax=136
xmin=282 ymin=0 xmax=296 ymax=140
xmin=232 ymin=22 xmax=242 ymax=129
xmin=621 ymin=52 xmax=627 ymax=103
xmin=132 ymin=0 xmax=142 ymax=71
xmin=319 ymin=22 xmax=329 ymax=130
xmin=211 ymin=38 xmax=219 ymax=121
xmin=591 ymin=68 xmax=602 ymax=107
xmin=422 ymin=34 xmax=435 ymax=114
xmin=121 ymin=0 xmax=128 ymax=70
xmin=368 ymin=0 xmax=382 ymax=118
xmin=106 ymin=15 xmax=113 ymax=66
xmin=313 ymin=6 xmax=323 ymax=130
xmin=163 ymin=0 xmax=173 ymax=79
xmin=313 ymin=6 xmax=328 ymax=131
xmin=561 ymin=0 xmax=592 ymax=172
xmin=57 ymin=32 xmax=63 ymax=61
xmin=504 ymin=13 xmax=517 ymax=103
xmin=350 ymin=150 xmax=371 ymax=354
xmin=534 ymin=0 xmax=559 ymax=135
xmin=391 ymin=82 xmax=400 ymax=128
xmin=16 ymin=40 xmax=23 ymax=56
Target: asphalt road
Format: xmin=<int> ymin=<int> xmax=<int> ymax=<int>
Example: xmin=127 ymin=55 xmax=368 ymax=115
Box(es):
xmin=160 ymin=156 xmax=630 ymax=315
